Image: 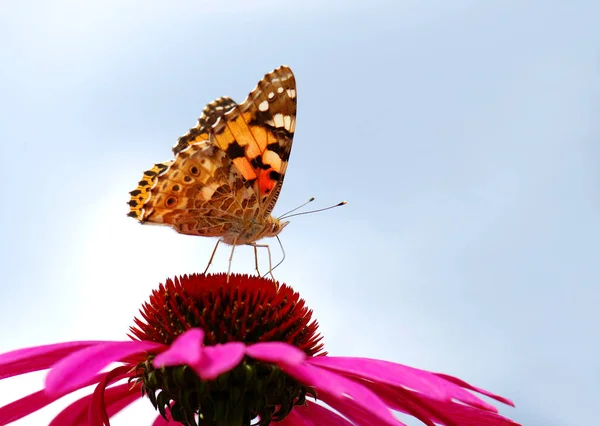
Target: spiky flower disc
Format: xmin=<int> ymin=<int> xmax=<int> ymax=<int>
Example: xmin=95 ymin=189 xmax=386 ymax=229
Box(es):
xmin=129 ymin=274 xmax=322 ymax=425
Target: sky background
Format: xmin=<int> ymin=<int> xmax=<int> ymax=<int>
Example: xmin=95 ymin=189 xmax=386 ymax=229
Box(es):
xmin=1 ymin=0 xmax=599 ymax=425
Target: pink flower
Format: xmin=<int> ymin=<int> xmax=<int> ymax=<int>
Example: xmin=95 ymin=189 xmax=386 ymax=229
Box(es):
xmin=0 ymin=274 xmax=519 ymax=425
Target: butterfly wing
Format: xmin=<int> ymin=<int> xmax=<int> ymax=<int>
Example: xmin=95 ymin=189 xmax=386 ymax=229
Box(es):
xmin=128 ymin=66 xmax=296 ymax=237
xmin=210 ymin=66 xmax=296 ymax=220
xmin=128 ymin=96 xmax=245 ymax=235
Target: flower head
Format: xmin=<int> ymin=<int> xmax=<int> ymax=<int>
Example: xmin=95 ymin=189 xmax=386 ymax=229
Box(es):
xmin=0 ymin=274 xmax=520 ymax=425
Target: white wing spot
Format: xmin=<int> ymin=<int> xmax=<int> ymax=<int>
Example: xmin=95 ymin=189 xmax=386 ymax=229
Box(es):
xmin=286 ymin=89 xmax=296 ymax=99
xmin=258 ymin=100 xmax=269 ymax=112
xmin=273 ymin=113 xmax=284 ymax=128
xmin=283 ymin=115 xmax=292 ymax=130
xmin=268 ymin=92 xmax=275 ymax=99
xmin=263 ymin=150 xmax=283 ymax=172
xmin=201 ymin=186 xmax=216 ymax=200
xmin=277 ymin=87 xmax=284 ymax=94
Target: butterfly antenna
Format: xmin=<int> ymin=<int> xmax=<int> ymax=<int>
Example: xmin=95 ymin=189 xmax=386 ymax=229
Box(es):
xmin=278 ymin=197 xmax=315 ymax=220
xmin=280 ymin=201 xmax=347 ymax=219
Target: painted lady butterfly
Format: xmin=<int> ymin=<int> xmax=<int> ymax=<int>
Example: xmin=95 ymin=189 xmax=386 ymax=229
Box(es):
xmin=128 ymin=66 xmax=297 ymax=277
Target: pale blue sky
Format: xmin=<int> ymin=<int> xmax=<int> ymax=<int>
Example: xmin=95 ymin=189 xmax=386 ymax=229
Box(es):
xmin=1 ymin=1 xmax=599 ymax=425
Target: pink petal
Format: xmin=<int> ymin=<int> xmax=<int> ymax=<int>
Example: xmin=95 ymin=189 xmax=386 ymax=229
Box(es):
xmin=152 ymin=329 xmax=204 ymax=368
xmin=0 ymin=373 xmax=103 ymax=424
xmin=429 ymin=401 xmax=520 ymax=426
xmin=49 ymin=393 xmax=91 ymax=425
xmin=363 ymin=381 xmax=449 ymax=426
xmin=366 ymin=381 xmax=439 ymax=426
xmin=281 ymin=401 xmax=354 ymax=426
xmin=194 ymin=343 xmax=246 ymax=380
xmin=370 ymin=382 xmax=520 ymax=426
xmin=277 ymin=409 xmax=308 ymax=426
xmin=153 ymin=330 xmax=245 ymax=380
xmin=277 ymin=361 xmax=402 ymax=426
xmin=46 ymin=340 xmax=164 ymax=396
xmin=0 ymin=341 xmax=103 ymax=379
xmin=321 ymin=392 xmax=406 ymax=426
xmin=88 ymin=366 xmax=131 ymax=426
xmin=48 ymin=383 xmax=140 ymax=426
xmin=104 ymin=384 xmax=143 ymax=419
xmin=434 ymin=373 xmax=515 ymax=407
xmin=246 ymin=342 xmax=307 ymax=365
xmin=153 ymin=415 xmax=169 ymax=426
xmin=153 ymin=415 xmax=170 ymax=426
xmin=309 ymin=357 xmax=498 ymax=413
xmin=0 ymin=390 xmax=54 ymax=425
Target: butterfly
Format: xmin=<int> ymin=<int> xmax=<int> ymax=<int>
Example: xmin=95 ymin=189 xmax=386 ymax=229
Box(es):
xmin=127 ymin=66 xmax=297 ymax=278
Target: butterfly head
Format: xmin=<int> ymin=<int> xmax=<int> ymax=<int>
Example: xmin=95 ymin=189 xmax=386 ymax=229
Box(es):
xmin=263 ymin=216 xmax=289 ymax=238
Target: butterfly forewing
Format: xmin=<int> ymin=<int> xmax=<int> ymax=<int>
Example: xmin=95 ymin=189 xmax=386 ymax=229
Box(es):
xmin=210 ymin=66 xmax=296 ymax=219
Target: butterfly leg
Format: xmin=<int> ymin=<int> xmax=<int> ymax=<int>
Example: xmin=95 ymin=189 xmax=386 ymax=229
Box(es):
xmin=249 ymin=243 xmax=275 ymax=280
xmin=226 ymin=239 xmax=238 ymax=283
xmin=252 ymin=244 xmax=262 ymax=276
xmin=269 ymin=235 xmax=286 ymax=274
xmin=204 ymin=240 xmax=221 ymax=275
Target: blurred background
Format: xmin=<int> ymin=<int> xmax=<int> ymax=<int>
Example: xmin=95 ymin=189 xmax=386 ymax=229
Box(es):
xmin=1 ymin=1 xmax=598 ymax=425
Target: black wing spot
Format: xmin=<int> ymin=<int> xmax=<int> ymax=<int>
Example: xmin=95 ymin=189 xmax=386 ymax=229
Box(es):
xmin=225 ymin=140 xmax=246 ymax=159
xmin=166 ymin=196 xmax=177 ymax=207
xmin=130 ymin=189 xmax=142 ymax=196
xmin=190 ymin=166 xmax=200 ymax=176
xmin=272 ymin=127 xmax=293 ymax=139
xmin=266 ymin=142 xmax=287 ymax=157
xmin=269 ymin=171 xmax=282 ymax=181
xmin=184 ymin=175 xmax=192 ymax=182
xmin=248 ymin=110 xmax=271 ymax=127
xmin=250 ymin=156 xmax=270 ymax=170
xmin=172 ymin=185 xmax=180 ymax=191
